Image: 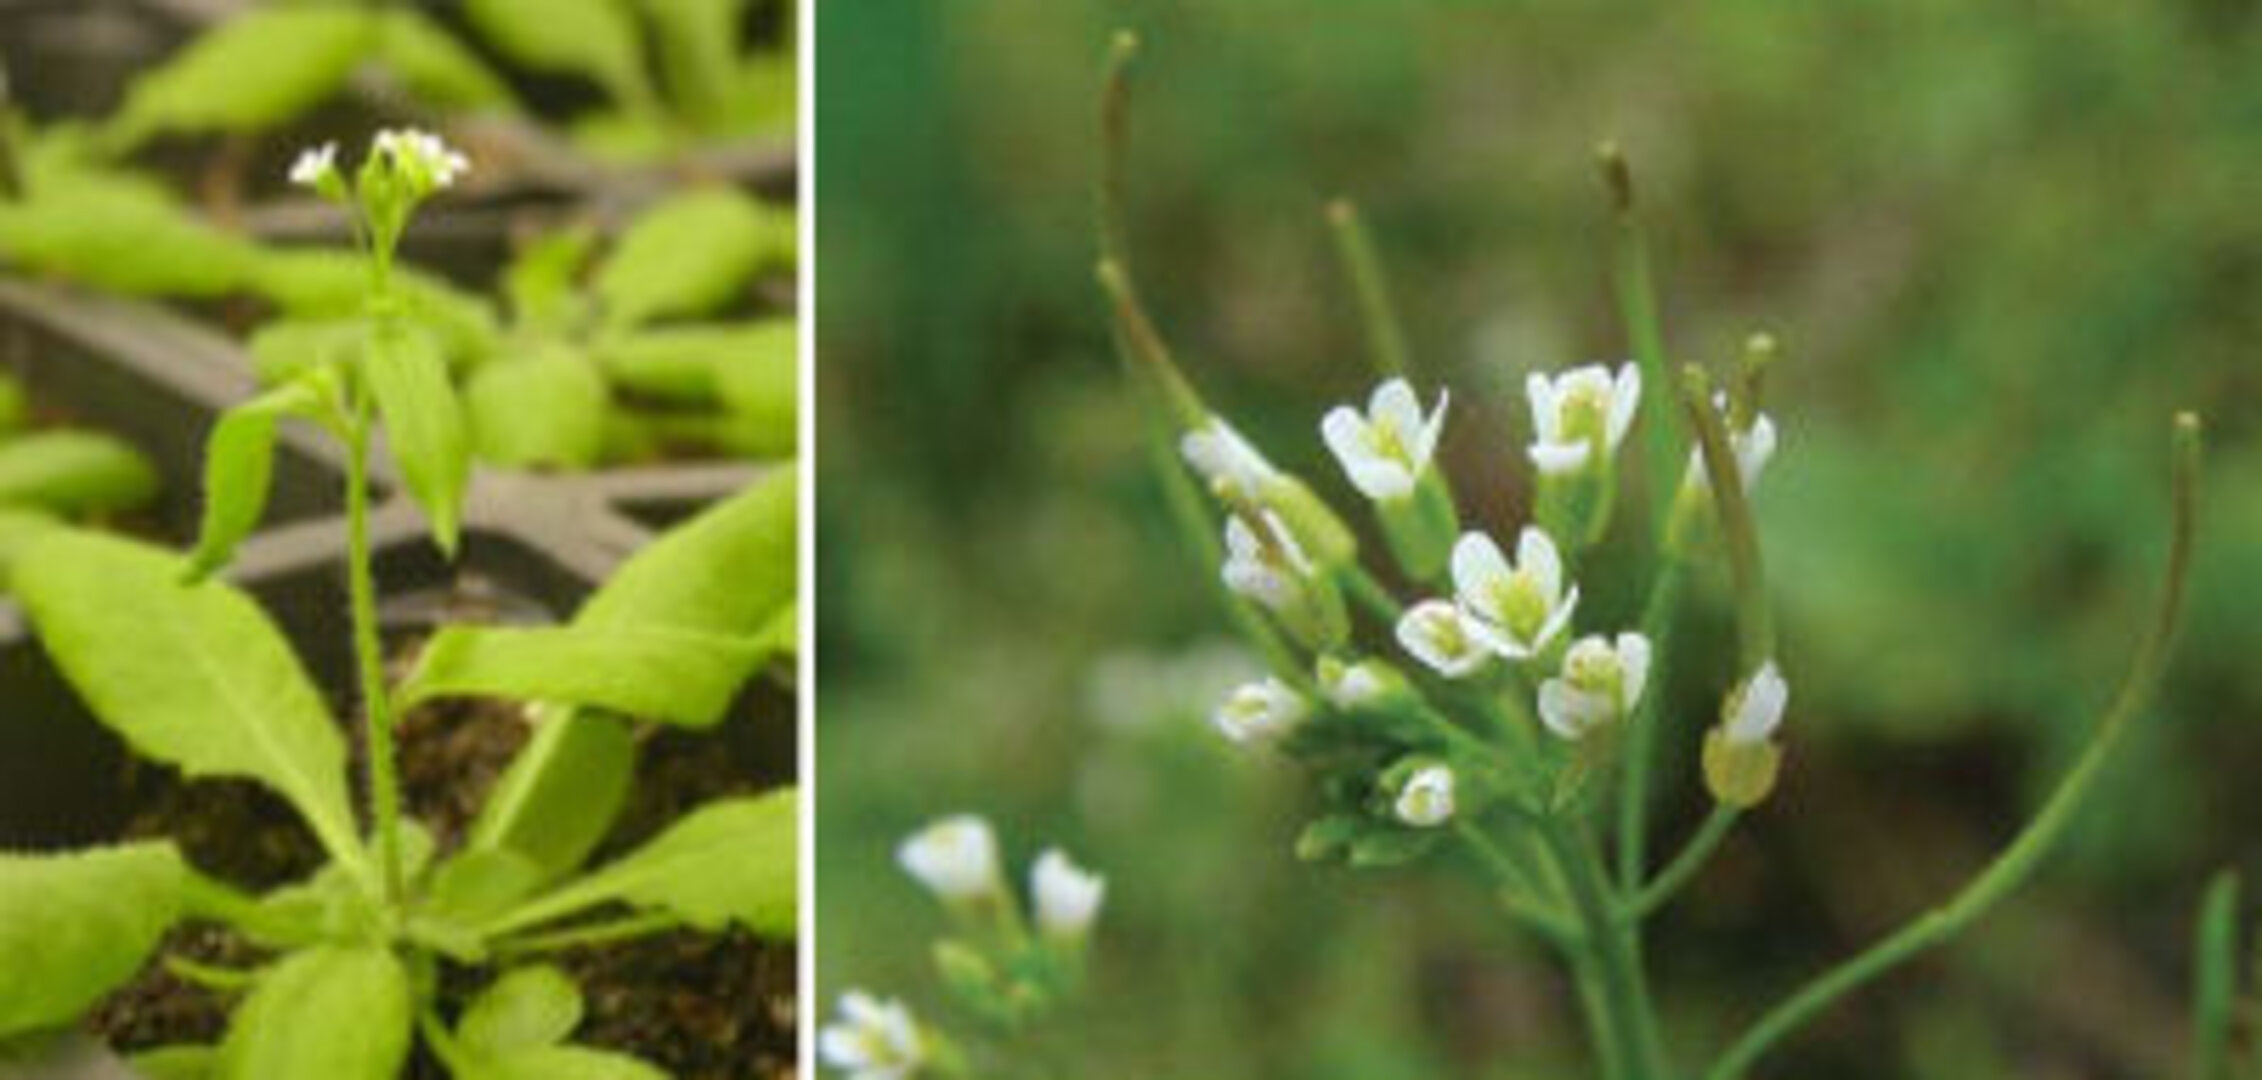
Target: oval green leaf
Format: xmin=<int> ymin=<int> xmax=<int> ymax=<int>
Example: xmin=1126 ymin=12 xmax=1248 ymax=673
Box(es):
xmin=0 ymin=843 xmax=185 ymax=1038
xmin=216 ymin=947 xmax=410 ymax=1080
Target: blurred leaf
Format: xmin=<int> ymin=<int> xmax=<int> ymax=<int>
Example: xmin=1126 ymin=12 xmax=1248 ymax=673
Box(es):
xmin=0 ymin=507 xmax=61 ymax=590
xmin=2195 ymin=870 xmax=2240 ymax=1080
xmin=0 ymin=186 xmax=260 ymax=297
xmin=108 ymin=9 xmax=371 ymax=147
xmin=469 ymin=712 xmax=636 ymax=884
xmin=466 ymin=345 xmax=609 ymax=469
xmin=0 ymin=430 xmax=158 ymax=518
xmin=248 ymin=317 xmax=366 ymax=388
xmin=715 ymin=321 xmax=797 ymax=458
xmin=363 ymin=322 xmax=470 ymax=555
xmin=457 ymin=966 xmax=582 ymax=1058
xmin=216 ymin=947 xmax=411 ymax=1080
xmin=595 ymin=188 xmax=789 ymax=330
xmin=13 ymin=532 xmax=362 ymax=871
xmin=504 ymin=227 xmax=599 ymax=335
xmin=0 ymin=371 xmax=26 ymax=435
xmin=517 ymin=792 xmax=797 ymax=936
xmin=464 ymin=1045 xmax=670 ymax=1080
xmin=187 ymin=379 xmax=326 ymax=581
xmin=0 ymin=843 xmax=185 ymax=1038
xmin=375 ymin=10 xmax=519 ymax=112
xmin=465 ymin=0 xmax=657 ymax=114
xmin=639 ymin=0 xmax=749 ymax=130
xmin=128 ymin=1046 xmax=216 ymax=1080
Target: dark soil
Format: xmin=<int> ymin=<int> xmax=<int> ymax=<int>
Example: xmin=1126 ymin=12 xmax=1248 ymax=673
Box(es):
xmin=86 ymin=647 xmax=796 ymax=1079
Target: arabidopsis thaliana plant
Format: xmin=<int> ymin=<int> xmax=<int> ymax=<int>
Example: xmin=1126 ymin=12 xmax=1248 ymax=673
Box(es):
xmin=1451 ymin=528 xmax=1578 ymax=659
xmin=1396 ymin=599 xmax=1492 ymax=678
xmin=1684 ymin=392 xmax=1779 ymax=494
xmin=288 ymin=142 xmax=338 ymax=188
xmin=1527 ymin=363 xmax=1640 ymax=475
xmin=1212 ymin=676 xmax=1307 ymax=745
xmin=1320 ymin=378 xmax=1448 ymax=501
xmin=897 ymin=815 xmax=1000 ymax=903
xmin=1031 ymin=848 xmax=1107 ymax=939
xmin=1181 ymin=418 xmax=1280 ymax=504
xmin=1537 ymin=633 xmax=1652 ymax=741
xmin=820 ymin=991 xmax=927 ymax=1080
xmin=1721 ymin=661 xmax=1789 ymax=746
xmin=1395 ymin=765 xmax=1456 ymax=827
xmin=1221 ymin=511 xmax=1314 ymax=615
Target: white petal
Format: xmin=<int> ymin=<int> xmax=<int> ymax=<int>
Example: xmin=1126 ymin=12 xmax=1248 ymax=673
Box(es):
xmin=1607 ymin=363 xmax=1642 ymax=446
xmin=1525 ymin=372 xmax=1559 ymax=442
xmin=1529 ymin=440 xmax=1593 ymax=475
xmin=1347 ymin=458 xmax=1413 ymax=501
xmin=1450 ymin=531 xmax=1510 ymax=610
xmin=1532 ymin=584 xmax=1579 ymax=651
xmin=1397 ymin=601 xmax=1486 ymax=677
xmin=1414 ymin=386 xmax=1451 ymax=461
xmin=1516 ymin=526 xmax=1564 ymax=599
xmin=1739 ymin=413 xmax=1779 ymax=489
xmin=1321 ymin=405 xmax=1374 ymax=469
xmin=1729 ymin=661 xmax=1789 ymax=743
xmin=1370 ymin=378 xmax=1423 ymax=438
xmin=1616 ymin=632 xmax=1653 ymax=709
xmin=1538 ymin=678 xmax=1609 ymax=740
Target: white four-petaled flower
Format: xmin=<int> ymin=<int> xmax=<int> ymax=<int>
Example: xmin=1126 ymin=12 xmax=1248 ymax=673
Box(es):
xmin=1684 ymin=391 xmax=1779 ymax=495
xmin=1721 ymin=661 xmax=1789 ymax=746
xmin=1395 ymin=599 xmax=1492 ymax=678
xmin=1451 ymin=528 xmax=1578 ymax=659
xmin=287 ymin=142 xmax=338 ymax=188
xmin=1212 ymin=676 xmax=1307 ymax=746
xmin=1537 ymin=632 xmax=1652 ymax=741
xmin=1181 ymin=418 xmax=1280 ymax=504
xmin=819 ymin=990 xmax=927 ymax=1080
xmin=1395 ymin=765 xmax=1456 ymax=827
xmin=1318 ymin=657 xmax=1390 ymax=708
xmin=896 ymin=815 xmax=1000 ymax=903
xmin=1030 ymin=847 xmax=1107 ymax=939
xmin=1220 ymin=511 xmax=1315 ymax=616
xmin=1320 ymin=377 xmax=1449 ymax=501
xmin=1527 ymin=363 xmax=1640 ymax=476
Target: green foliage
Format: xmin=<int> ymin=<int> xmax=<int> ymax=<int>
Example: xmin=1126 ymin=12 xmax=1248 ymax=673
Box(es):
xmin=466 ymin=0 xmax=658 ymax=116
xmin=641 ymin=0 xmax=753 ymax=131
xmin=0 ymin=430 xmax=158 ymax=518
xmin=127 ymin=1046 xmax=216 ymax=1080
xmin=374 ymin=10 xmax=521 ymax=112
xmin=0 ymin=371 xmax=26 ymax=435
xmin=511 ymin=792 xmax=799 ymax=937
xmin=2194 ymin=871 xmax=2241 ymax=1080
xmin=466 ymin=346 xmax=611 ymax=469
xmin=457 ymin=966 xmax=584 ymax=1058
xmin=0 ymin=844 xmax=185 ymax=1038
xmin=469 ymin=714 xmax=639 ymax=883
xmin=595 ymin=188 xmax=791 ymax=330
xmin=13 ymin=531 xmax=366 ymax=875
xmin=362 ymin=322 xmax=471 ymax=555
xmin=0 ymin=185 xmax=260 ymax=297
xmin=0 ymin=506 xmax=60 ymax=589
xmin=215 ymin=947 xmax=412 ymax=1080
xmin=187 ymin=379 xmax=328 ymax=581
xmin=465 ymin=1045 xmax=671 ymax=1080
xmin=106 ymin=8 xmax=371 ymax=149
xmin=404 ymin=624 xmax=766 ymax=729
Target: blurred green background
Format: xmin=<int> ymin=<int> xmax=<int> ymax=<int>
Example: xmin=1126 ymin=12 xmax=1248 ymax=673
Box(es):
xmin=818 ymin=1 xmax=2262 ymax=1076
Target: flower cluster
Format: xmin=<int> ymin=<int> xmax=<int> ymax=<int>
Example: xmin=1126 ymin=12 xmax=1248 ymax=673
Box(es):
xmin=287 ymin=128 xmax=473 ymax=276
xmin=823 ymin=817 xmax=1109 ymax=1078
xmin=1174 ymin=348 xmax=1788 ymax=857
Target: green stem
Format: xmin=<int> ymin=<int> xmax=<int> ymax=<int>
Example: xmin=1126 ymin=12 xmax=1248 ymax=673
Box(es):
xmin=1679 ymin=366 xmax=1773 ymax=666
xmin=1615 ymin=562 xmax=1686 ymax=888
xmin=1340 ymin=563 xmax=1404 ymax=624
xmin=1627 ymin=807 xmax=1738 ymax=921
xmin=1597 ymin=143 xmax=1682 ymax=531
xmin=1705 ymin=414 xmax=2201 ymax=1080
xmin=345 ymin=391 xmax=405 ymax=906
xmin=1326 ymin=198 xmax=1411 ymax=377
xmin=1545 ymin=819 xmax=1670 ymax=1080
xmin=1146 ymin=423 xmax=1306 ymax=688
xmin=1457 ymin=821 xmax=1577 ymax=943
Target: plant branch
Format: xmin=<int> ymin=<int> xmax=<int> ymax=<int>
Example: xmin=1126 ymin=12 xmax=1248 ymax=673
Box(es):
xmin=1326 ymin=198 xmax=1411 ymax=377
xmin=344 ymin=387 xmax=405 ymax=906
xmin=1545 ymin=818 xmax=1671 ymax=1080
xmin=1680 ymin=365 xmax=1774 ymax=666
xmin=1614 ymin=561 xmax=1685 ymax=887
xmin=1705 ymin=413 xmax=2202 ymax=1080
xmin=1597 ymin=142 xmax=1682 ymax=531
xmin=1627 ymin=806 xmax=1738 ymax=920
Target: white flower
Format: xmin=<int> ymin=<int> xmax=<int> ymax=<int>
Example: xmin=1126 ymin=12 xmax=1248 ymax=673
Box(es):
xmin=1318 ymin=657 xmax=1389 ymax=708
xmin=897 ymin=815 xmax=1000 ymax=903
xmin=1220 ymin=511 xmax=1314 ymax=615
xmin=1181 ymin=418 xmax=1280 ymax=504
xmin=374 ymin=127 xmax=471 ymax=189
xmin=1212 ymin=676 xmax=1307 ymax=745
xmin=1395 ymin=599 xmax=1491 ymax=678
xmin=819 ymin=991 xmax=927 ymax=1079
xmin=1395 ymin=765 xmax=1456 ymax=827
xmin=1320 ymin=378 xmax=1449 ymax=501
xmin=1537 ymin=633 xmax=1652 ymax=741
xmin=1031 ymin=848 xmax=1106 ymax=939
xmin=1683 ymin=392 xmax=1779 ymax=495
xmin=1721 ymin=661 xmax=1789 ymax=746
xmin=1527 ymin=363 xmax=1641 ymax=475
xmin=287 ymin=142 xmax=337 ymax=188
xmin=1450 ymin=528 xmax=1579 ymax=659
